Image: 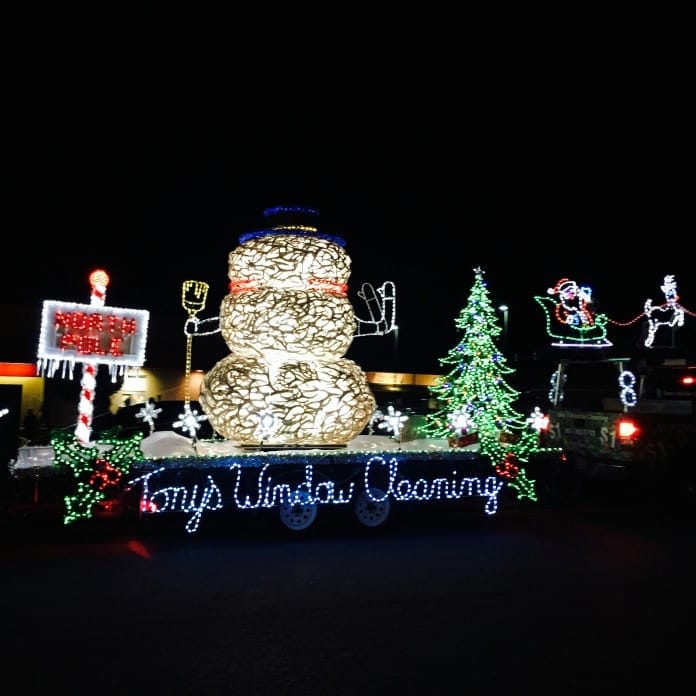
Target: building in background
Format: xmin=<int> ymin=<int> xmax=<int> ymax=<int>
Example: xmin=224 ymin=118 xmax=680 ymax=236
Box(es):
xmin=0 ymin=363 xmax=440 ymax=453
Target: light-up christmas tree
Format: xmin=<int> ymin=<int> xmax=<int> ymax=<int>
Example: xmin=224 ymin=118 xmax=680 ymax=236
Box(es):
xmin=423 ymin=267 xmax=538 ymax=500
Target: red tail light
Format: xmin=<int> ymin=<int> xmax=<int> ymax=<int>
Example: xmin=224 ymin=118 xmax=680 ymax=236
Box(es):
xmin=617 ymin=418 xmax=640 ymax=443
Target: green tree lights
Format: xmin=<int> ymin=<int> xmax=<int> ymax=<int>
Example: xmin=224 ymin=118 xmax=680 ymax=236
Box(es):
xmin=51 ymin=430 xmax=145 ymax=524
xmin=424 ymin=267 xmax=538 ymax=500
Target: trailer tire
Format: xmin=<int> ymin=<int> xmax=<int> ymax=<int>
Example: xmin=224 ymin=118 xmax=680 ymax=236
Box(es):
xmin=354 ymin=488 xmax=390 ymax=527
xmin=278 ymin=490 xmax=318 ymax=531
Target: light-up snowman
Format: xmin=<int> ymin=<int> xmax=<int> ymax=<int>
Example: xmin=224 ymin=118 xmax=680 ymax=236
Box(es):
xmin=198 ymin=206 xmax=376 ymax=447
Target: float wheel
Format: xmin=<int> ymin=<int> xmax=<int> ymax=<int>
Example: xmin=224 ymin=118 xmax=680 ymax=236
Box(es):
xmin=278 ymin=490 xmax=318 ymax=531
xmin=354 ymin=488 xmax=390 ymax=527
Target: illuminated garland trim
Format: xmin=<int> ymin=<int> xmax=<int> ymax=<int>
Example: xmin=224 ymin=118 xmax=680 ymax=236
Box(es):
xmin=238 ymin=229 xmax=346 ymax=247
xmin=228 ymin=276 xmax=349 ymax=296
xmin=263 ymin=205 xmax=320 ymax=219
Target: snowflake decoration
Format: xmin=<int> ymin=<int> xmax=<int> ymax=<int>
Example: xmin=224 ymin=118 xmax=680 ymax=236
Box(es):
xmin=448 ymin=407 xmax=474 ymax=434
xmin=135 ymin=401 xmax=163 ymax=434
xmin=254 ymin=410 xmax=279 ymax=441
xmin=173 ymin=404 xmax=208 ymax=438
xmin=377 ymin=405 xmax=409 ymax=440
xmin=527 ymin=406 xmax=549 ymax=432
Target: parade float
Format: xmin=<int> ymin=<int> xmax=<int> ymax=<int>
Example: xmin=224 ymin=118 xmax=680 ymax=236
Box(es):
xmin=9 ymin=207 xmax=602 ymax=534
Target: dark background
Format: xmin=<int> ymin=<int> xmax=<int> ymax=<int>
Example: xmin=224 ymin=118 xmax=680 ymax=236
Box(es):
xmin=5 ymin=25 xmax=695 ymax=376
xmin=4 ymin=501 xmax=696 ymax=695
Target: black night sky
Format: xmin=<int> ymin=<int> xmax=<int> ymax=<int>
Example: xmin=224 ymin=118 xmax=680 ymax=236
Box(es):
xmin=6 ymin=37 xmax=695 ymax=377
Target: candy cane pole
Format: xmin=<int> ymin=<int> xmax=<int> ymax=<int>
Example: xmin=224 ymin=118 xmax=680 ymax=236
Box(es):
xmin=75 ymin=269 xmax=110 ymax=444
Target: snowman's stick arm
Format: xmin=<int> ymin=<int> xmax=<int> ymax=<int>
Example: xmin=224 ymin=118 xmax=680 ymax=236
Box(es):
xmin=184 ymin=315 xmax=221 ymax=338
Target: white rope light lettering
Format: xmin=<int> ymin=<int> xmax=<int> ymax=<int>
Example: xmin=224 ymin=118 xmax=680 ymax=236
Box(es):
xmin=131 ymin=456 xmax=507 ymax=533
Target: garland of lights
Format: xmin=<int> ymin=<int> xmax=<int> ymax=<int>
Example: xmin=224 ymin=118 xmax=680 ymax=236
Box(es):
xmin=51 ymin=430 xmax=145 ymax=525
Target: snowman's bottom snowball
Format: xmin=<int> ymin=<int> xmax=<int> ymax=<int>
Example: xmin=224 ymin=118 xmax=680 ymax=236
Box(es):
xmin=199 ymin=354 xmax=376 ymax=446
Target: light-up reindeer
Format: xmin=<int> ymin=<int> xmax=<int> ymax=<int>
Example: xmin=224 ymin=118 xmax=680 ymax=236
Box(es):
xmin=643 ymin=275 xmax=685 ymax=348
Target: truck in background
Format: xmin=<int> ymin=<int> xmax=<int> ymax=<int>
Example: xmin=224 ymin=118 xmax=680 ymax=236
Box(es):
xmin=536 ymin=352 xmax=696 ymax=505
